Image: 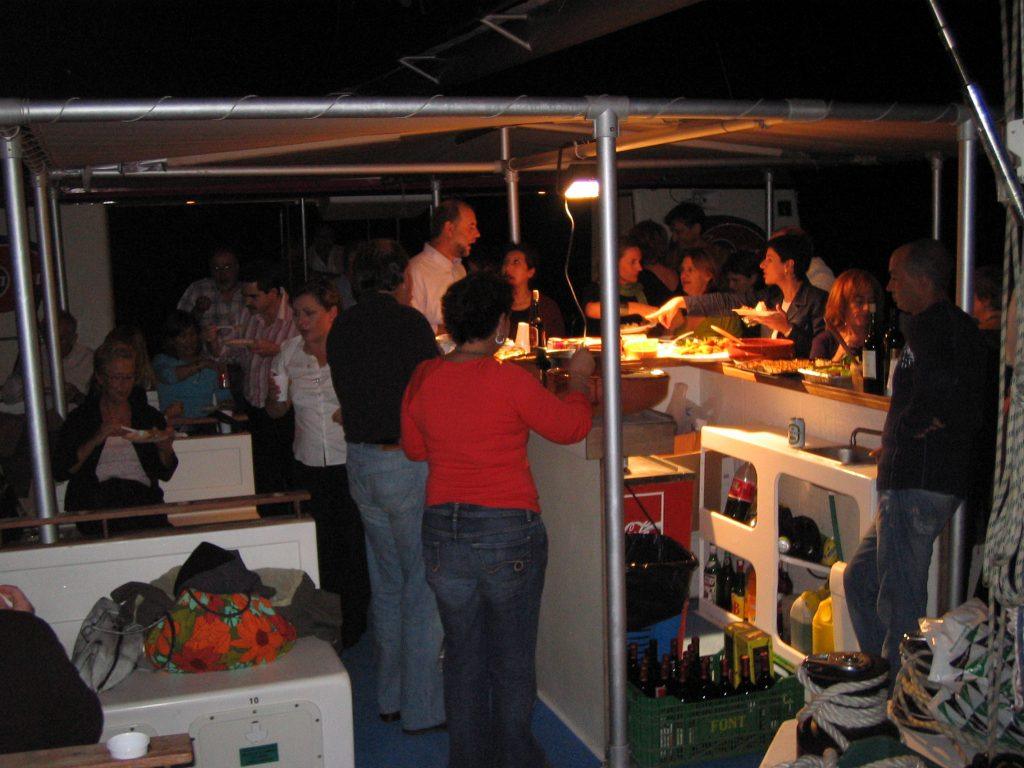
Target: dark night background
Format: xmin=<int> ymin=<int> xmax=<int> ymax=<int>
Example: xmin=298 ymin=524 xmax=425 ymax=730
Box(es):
xmin=3 ymin=0 xmax=1011 ymax=341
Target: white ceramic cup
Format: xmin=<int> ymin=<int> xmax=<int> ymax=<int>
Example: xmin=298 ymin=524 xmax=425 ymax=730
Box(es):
xmin=515 ymin=322 xmax=531 ymax=352
xmin=107 ymin=731 xmax=150 ymax=760
xmin=271 ymin=370 xmax=289 ymax=402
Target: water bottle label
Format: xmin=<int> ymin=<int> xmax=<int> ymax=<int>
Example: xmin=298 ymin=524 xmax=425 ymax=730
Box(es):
xmin=862 ymin=350 xmax=878 ymax=379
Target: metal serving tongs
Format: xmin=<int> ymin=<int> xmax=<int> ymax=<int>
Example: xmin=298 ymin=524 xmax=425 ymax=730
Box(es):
xmin=709 ymin=324 xmax=742 ymax=343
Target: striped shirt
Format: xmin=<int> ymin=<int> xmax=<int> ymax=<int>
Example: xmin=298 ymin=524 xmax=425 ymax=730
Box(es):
xmin=177 ymin=278 xmax=247 ymax=335
xmin=220 ymin=292 xmax=298 ymax=408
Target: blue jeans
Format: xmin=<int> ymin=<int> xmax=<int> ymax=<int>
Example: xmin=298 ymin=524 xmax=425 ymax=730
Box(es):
xmin=346 ymin=443 xmax=445 ymax=729
xmin=845 ymin=488 xmax=960 ymax=678
xmin=423 ymin=503 xmax=548 ymax=768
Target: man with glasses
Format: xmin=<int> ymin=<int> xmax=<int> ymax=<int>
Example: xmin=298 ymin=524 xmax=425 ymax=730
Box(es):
xmin=177 ymin=247 xmax=247 ymax=348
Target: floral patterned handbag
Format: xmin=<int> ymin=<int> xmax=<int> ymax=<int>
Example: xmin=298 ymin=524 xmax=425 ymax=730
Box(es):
xmin=144 ymin=588 xmax=296 ymax=673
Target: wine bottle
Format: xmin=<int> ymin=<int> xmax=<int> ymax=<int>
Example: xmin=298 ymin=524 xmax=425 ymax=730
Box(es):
xmin=529 ymin=289 xmax=546 ymax=349
xmin=861 ymin=303 xmax=884 ymax=395
xmin=639 ymin=661 xmax=654 ymax=697
xmin=703 ymin=546 xmax=720 ymax=602
xmin=627 ymin=643 xmax=640 ymax=685
xmin=698 ymin=656 xmax=720 ymax=700
xmin=717 ymin=553 xmax=735 ymax=610
xmin=723 ymin=462 xmax=757 ymax=523
xmin=735 ymin=654 xmax=755 ymax=695
xmin=731 ymin=560 xmax=746 ymax=618
xmin=755 ymin=646 xmax=774 ymax=690
xmin=883 ymin=307 xmax=904 ymax=397
xmin=719 ymin=654 xmax=734 ymax=697
xmin=656 ymin=654 xmax=670 ymax=698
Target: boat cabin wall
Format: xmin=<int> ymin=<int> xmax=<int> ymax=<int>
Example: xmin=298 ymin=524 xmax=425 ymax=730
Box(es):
xmin=0 ymin=203 xmax=114 ymax=384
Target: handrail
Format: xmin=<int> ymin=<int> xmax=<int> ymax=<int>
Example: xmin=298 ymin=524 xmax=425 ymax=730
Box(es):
xmin=0 ymin=490 xmax=311 ymax=541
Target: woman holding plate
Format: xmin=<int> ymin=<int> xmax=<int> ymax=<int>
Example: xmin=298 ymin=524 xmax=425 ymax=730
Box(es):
xmin=648 ymin=233 xmax=826 ymax=357
xmin=54 ymin=340 xmax=177 ymax=531
xmin=581 ymin=235 xmax=662 ymax=336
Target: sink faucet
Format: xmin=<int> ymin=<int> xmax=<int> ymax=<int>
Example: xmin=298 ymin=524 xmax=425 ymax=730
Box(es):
xmin=850 ymin=427 xmax=882 ymax=448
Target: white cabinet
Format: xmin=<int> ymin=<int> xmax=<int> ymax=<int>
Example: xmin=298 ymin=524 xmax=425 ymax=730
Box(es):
xmin=697 ymin=425 xmax=878 ymax=667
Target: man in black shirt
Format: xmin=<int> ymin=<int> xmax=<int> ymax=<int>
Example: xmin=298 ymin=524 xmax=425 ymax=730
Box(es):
xmin=845 ymin=240 xmax=985 ymax=681
xmin=0 ymin=585 xmax=103 ymax=754
xmin=326 ymin=239 xmax=446 ymax=735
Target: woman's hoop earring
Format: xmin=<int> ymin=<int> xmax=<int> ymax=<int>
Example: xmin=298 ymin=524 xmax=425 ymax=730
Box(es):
xmin=495 ymin=333 xmax=506 ymax=344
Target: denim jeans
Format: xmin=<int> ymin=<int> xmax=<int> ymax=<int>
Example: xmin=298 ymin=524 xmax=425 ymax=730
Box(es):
xmin=423 ymin=503 xmax=548 ymax=768
xmin=845 ymin=488 xmax=961 ymax=678
xmin=346 ymin=444 xmax=445 ymax=729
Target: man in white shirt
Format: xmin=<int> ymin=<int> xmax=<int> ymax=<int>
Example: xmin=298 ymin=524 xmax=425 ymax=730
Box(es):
xmin=1 ymin=310 xmax=93 ymax=411
xmin=406 ymin=199 xmax=480 ymax=332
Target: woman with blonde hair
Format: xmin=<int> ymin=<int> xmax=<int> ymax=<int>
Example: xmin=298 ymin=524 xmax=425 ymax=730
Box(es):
xmin=810 ymin=269 xmax=884 ymax=361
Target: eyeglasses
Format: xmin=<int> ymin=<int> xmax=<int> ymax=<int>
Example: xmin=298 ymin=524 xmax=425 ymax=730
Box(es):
xmin=212 ymin=265 xmax=236 ymax=272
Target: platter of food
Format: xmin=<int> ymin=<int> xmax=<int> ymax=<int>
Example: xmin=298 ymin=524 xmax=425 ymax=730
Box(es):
xmin=660 ymin=335 xmax=731 ymax=361
xmin=731 ymin=358 xmax=811 ymax=376
xmin=798 ymin=361 xmax=854 ymax=386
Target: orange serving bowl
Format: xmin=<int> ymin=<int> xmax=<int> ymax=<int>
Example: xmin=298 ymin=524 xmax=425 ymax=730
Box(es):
xmin=547 ymin=368 xmax=669 ymax=415
xmin=727 ymin=338 xmax=795 ymax=361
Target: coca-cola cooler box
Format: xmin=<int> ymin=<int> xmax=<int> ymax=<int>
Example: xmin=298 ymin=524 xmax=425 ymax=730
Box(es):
xmin=623 ymin=455 xmax=696 ymax=547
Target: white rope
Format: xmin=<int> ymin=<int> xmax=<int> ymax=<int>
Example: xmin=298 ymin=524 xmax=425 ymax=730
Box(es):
xmin=770 ymin=666 xmax=922 ymax=768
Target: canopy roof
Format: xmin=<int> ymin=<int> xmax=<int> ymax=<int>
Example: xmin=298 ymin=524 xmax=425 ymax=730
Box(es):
xmin=2 ymin=96 xmax=964 ymax=198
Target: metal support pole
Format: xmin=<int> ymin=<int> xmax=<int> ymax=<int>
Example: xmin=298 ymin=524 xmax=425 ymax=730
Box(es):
xmin=940 ymin=119 xmax=976 ymax=611
xmin=1 ymin=134 xmax=59 ymax=543
xmin=595 ymin=108 xmax=629 ymax=768
xmin=500 ymin=127 xmax=521 ymax=244
xmin=32 ymin=173 xmax=67 ymax=420
xmin=299 ymin=197 xmax=309 ymax=282
xmin=930 ymin=154 xmax=943 ymax=240
xmin=430 ymin=177 xmax=442 ymax=211
xmin=956 ymin=121 xmax=976 ymax=311
xmin=47 ymin=186 xmax=69 ymax=310
xmin=764 ymin=169 xmax=775 ymax=236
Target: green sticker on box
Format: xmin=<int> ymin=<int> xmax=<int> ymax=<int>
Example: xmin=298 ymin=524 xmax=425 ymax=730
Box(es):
xmin=239 ymin=743 xmax=279 ymax=766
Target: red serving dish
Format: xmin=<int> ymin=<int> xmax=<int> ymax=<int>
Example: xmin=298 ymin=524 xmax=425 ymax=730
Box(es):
xmin=727 ymin=338 xmax=795 ymax=361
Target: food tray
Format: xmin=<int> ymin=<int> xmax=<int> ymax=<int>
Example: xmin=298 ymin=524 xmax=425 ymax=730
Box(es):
xmin=628 ymin=670 xmax=803 ymax=768
xmin=798 ymin=366 xmax=853 ymax=387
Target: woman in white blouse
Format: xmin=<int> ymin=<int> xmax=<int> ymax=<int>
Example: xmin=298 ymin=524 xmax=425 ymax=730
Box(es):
xmin=267 ymin=277 xmax=369 ymax=647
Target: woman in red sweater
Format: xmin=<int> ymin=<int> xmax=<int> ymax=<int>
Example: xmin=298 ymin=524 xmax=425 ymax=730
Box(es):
xmin=401 ymin=272 xmax=594 ymax=768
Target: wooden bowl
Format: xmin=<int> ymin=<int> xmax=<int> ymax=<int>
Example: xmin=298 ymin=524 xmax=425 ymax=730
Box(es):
xmin=547 ymin=368 xmax=669 ymax=415
xmin=727 ymin=338 xmax=795 ymax=361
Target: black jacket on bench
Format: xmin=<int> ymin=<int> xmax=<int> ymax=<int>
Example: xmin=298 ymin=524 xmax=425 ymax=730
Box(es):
xmin=54 ymin=388 xmax=178 ymax=522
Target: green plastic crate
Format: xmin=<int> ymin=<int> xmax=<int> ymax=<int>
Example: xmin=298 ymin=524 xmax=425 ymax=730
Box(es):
xmin=627 ymin=672 xmax=803 ymax=768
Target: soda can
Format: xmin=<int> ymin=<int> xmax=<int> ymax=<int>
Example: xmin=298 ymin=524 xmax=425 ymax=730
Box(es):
xmin=787 ymin=417 xmax=805 ymax=448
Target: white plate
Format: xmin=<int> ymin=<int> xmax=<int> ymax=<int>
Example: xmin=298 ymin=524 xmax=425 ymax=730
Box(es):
xmin=733 ymin=307 xmax=777 ymax=319
xmin=121 ymin=427 xmax=168 ymax=443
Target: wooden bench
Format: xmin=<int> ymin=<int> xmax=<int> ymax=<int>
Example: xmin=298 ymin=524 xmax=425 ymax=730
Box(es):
xmin=0 ymin=734 xmax=193 ymax=768
xmin=0 ymin=490 xmax=310 ymax=543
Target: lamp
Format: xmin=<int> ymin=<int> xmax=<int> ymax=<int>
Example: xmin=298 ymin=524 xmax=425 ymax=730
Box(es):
xmin=562 ymin=163 xmax=599 ymax=200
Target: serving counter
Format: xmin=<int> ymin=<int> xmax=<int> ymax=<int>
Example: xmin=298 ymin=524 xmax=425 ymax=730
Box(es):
xmin=530 ymin=356 xmax=887 ymax=758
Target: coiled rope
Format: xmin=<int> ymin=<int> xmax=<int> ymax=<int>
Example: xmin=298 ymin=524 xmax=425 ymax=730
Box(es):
xmin=772 ymin=664 xmax=922 ymax=768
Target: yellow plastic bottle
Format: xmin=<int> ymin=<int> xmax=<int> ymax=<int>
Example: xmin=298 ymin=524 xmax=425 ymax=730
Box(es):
xmin=812 ymin=596 xmax=835 ymax=654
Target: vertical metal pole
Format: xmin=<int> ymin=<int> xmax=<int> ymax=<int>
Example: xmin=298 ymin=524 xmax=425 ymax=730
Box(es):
xmin=299 ymin=197 xmax=309 ymax=282
xmin=1 ymin=134 xmax=59 ymax=543
xmin=595 ymin=108 xmax=628 ymax=768
xmin=943 ymin=119 xmax=976 ymax=612
xmin=764 ymin=169 xmax=775 ymax=236
xmin=33 ymin=173 xmax=67 ymax=420
xmin=930 ymin=154 xmax=943 ymax=240
xmin=47 ymin=185 xmax=69 ymax=311
xmin=500 ymin=127 xmax=522 ymax=244
xmin=430 ymin=177 xmax=442 ymax=211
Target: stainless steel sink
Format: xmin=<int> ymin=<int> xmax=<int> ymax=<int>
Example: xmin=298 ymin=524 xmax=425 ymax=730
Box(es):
xmin=800 ymin=444 xmax=876 ymax=465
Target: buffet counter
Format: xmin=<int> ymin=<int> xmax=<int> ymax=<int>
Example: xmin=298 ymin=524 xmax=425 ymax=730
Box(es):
xmin=531 ymin=355 xmax=887 ymax=757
